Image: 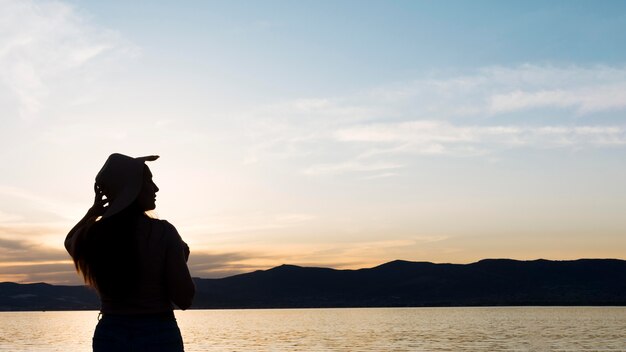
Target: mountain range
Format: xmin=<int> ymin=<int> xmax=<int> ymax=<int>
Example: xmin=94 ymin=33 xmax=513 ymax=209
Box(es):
xmin=1 ymin=259 xmax=625 ymax=311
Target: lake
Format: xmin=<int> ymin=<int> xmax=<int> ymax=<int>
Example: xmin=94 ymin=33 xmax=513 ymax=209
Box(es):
xmin=0 ymin=307 xmax=624 ymax=351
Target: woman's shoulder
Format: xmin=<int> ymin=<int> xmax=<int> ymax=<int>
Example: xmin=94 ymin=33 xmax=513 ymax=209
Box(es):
xmin=146 ymin=217 xmax=175 ymax=229
xmin=144 ymin=217 xmax=181 ymax=239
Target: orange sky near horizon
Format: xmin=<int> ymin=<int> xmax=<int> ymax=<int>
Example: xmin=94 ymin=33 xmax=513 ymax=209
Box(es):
xmin=2 ymin=1 xmax=626 ymax=285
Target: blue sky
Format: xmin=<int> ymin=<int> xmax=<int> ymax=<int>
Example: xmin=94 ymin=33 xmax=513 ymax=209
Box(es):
xmin=1 ymin=0 xmax=625 ymax=284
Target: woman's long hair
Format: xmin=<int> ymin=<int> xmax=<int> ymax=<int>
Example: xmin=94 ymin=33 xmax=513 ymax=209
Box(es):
xmin=72 ymin=204 xmax=145 ymax=298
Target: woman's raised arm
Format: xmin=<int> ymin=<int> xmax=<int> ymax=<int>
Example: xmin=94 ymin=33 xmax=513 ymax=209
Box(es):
xmin=64 ymin=183 xmax=108 ymax=256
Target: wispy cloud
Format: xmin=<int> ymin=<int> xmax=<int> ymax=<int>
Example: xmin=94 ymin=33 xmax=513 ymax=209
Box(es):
xmin=0 ymin=236 xmax=263 ymax=283
xmin=187 ymin=250 xmax=268 ymax=278
xmin=0 ymin=0 xmax=135 ymax=119
xmin=335 ymin=121 xmax=626 ymax=157
xmin=241 ymin=64 xmax=626 ymax=176
xmin=0 ymin=236 xmax=74 ymax=283
xmin=0 ymin=237 xmax=67 ymax=263
xmin=390 ymin=65 xmax=626 ymax=117
xmin=180 ymin=212 xmax=317 ymax=238
xmin=0 ymin=185 xmax=82 ymax=221
xmin=488 ymin=85 xmax=626 ymax=114
xmin=481 ymin=65 xmax=626 ymax=114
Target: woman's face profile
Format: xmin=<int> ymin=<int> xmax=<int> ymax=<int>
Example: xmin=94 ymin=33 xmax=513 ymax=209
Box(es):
xmin=137 ymin=166 xmax=159 ymax=211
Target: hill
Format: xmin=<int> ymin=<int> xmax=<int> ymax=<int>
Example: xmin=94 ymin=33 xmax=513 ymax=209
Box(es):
xmin=1 ymin=259 xmax=625 ymax=311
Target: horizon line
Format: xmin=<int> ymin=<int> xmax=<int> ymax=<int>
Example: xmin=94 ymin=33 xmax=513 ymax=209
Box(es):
xmin=3 ymin=257 xmax=624 ymax=286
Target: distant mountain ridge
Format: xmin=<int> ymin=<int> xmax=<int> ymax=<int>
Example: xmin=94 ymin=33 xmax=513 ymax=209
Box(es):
xmin=2 ymin=259 xmax=625 ymax=311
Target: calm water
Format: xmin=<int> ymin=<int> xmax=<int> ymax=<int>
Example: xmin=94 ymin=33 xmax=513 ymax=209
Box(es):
xmin=0 ymin=307 xmax=624 ymax=351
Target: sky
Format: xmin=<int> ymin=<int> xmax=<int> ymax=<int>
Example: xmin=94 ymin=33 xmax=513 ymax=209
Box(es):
xmin=1 ymin=0 xmax=626 ymax=284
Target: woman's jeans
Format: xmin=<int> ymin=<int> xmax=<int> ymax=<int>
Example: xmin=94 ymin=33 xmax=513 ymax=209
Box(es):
xmin=93 ymin=314 xmax=184 ymax=352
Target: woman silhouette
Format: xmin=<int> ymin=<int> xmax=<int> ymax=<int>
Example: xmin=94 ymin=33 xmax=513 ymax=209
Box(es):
xmin=64 ymin=153 xmax=195 ymax=352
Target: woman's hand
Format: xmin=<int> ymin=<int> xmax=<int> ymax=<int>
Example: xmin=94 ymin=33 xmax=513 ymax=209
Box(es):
xmin=65 ymin=183 xmax=108 ymax=255
xmin=86 ymin=183 xmax=108 ymax=218
xmin=183 ymin=242 xmax=190 ymax=262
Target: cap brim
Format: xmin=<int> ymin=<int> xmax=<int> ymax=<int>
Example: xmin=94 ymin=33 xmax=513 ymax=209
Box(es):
xmin=136 ymin=155 xmax=159 ymax=162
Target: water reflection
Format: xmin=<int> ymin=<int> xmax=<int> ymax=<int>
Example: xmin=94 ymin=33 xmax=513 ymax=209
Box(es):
xmin=0 ymin=307 xmax=625 ymax=351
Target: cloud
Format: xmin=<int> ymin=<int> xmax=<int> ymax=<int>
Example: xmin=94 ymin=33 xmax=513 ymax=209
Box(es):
xmin=0 ymin=236 xmax=75 ymax=283
xmin=0 ymin=236 xmax=68 ymax=263
xmin=0 ymin=185 xmax=82 ymax=221
xmin=481 ymin=65 xmax=626 ymax=114
xmin=180 ymin=212 xmax=317 ymax=238
xmin=0 ymin=0 xmax=134 ymax=119
xmin=240 ymin=64 xmax=626 ymax=176
xmin=3 ymin=269 xmax=79 ymax=284
xmin=335 ymin=120 xmax=481 ymax=146
xmin=363 ymin=64 xmax=626 ymax=118
xmin=334 ymin=121 xmax=626 ymax=158
xmin=0 ymin=236 xmax=268 ymax=283
xmin=0 ymin=237 xmax=29 ymax=250
xmin=488 ymin=85 xmax=626 ymax=115
xmin=187 ymin=251 xmax=266 ymax=278
xmin=0 ymin=235 xmax=271 ymax=283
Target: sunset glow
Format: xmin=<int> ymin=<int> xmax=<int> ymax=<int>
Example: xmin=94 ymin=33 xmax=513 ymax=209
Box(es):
xmin=1 ymin=0 xmax=625 ymax=284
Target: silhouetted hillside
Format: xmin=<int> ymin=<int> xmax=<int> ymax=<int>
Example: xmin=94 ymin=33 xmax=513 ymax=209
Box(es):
xmin=1 ymin=259 xmax=625 ymax=311
xmin=0 ymin=282 xmax=98 ymax=311
xmin=191 ymin=259 xmax=626 ymax=308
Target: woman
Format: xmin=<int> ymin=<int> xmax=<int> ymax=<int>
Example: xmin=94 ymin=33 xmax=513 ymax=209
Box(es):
xmin=64 ymin=153 xmax=195 ymax=352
